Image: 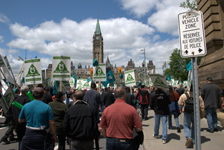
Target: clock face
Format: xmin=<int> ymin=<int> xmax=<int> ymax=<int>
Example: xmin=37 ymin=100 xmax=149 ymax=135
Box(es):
xmin=96 ymin=36 xmax=100 ymax=40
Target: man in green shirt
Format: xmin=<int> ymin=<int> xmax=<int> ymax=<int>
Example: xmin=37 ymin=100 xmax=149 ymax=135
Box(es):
xmin=49 ymin=91 xmax=68 ymax=150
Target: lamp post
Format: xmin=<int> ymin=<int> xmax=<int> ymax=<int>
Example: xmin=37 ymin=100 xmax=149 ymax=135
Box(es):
xmin=17 ymin=56 xmax=24 ymax=61
xmin=141 ymin=49 xmax=146 ymax=85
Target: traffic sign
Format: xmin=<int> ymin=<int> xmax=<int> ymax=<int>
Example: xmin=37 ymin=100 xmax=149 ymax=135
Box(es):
xmin=178 ymin=11 xmax=206 ymax=58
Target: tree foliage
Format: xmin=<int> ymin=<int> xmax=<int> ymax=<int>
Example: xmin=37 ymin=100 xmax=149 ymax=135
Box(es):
xmin=180 ymin=0 xmax=197 ymax=10
xmin=164 ymin=48 xmax=201 ymax=82
xmin=164 ymin=48 xmax=190 ymax=81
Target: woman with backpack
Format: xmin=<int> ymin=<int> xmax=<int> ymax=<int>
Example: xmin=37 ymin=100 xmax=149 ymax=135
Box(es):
xmin=168 ymin=85 xmax=181 ymax=132
xmin=178 ymin=87 xmax=205 ymax=148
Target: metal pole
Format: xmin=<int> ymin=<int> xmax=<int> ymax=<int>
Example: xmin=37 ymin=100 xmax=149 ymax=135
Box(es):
xmin=191 ymin=57 xmax=201 ymax=150
xmin=144 ymin=49 xmax=146 ymax=85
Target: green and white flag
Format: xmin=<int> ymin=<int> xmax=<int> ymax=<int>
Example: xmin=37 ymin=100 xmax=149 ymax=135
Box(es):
xmin=187 ymin=69 xmax=192 ymax=91
xmin=76 ymin=79 xmax=91 ymax=90
xmin=150 ymin=74 xmax=168 ymax=91
xmin=24 ymin=59 xmax=42 ymax=85
xmin=0 ymin=55 xmax=5 ymax=67
xmin=138 ymin=71 xmax=144 ymax=79
xmin=52 ymin=56 xmax=71 ymax=81
xmin=0 ymin=81 xmax=15 ymax=114
xmin=93 ymin=63 xmax=106 ymax=81
xmin=0 ymin=55 xmax=15 ymax=84
xmin=173 ymin=80 xmax=179 ymax=87
xmin=4 ymin=56 xmax=15 ymax=80
xmin=124 ymin=69 xmax=136 ymax=86
xmin=148 ymin=77 xmax=153 ymax=86
xmin=183 ymin=81 xmax=188 ymax=88
xmin=69 ymin=77 xmax=75 ymax=87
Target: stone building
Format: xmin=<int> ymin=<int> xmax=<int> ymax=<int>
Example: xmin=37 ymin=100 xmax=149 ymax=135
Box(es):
xmin=197 ymin=0 xmax=224 ymax=89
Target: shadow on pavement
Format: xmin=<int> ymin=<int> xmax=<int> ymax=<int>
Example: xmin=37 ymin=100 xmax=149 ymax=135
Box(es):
xmin=147 ymin=116 xmax=154 ymax=120
xmin=166 ymin=133 xmax=180 ymax=143
xmin=142 ymin=124 xmax=149 ymax=127
xmin=201 ymin=136 xmax=211 ymax=144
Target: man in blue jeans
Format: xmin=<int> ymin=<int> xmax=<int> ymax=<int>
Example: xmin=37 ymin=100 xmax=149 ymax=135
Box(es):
xmin=178 ymin=88 xmax=205 ymax=147
xmin=200 ymin=77 xmax=224 ymax=133
xmin=150 ymin=88 xmax=171 ymax=144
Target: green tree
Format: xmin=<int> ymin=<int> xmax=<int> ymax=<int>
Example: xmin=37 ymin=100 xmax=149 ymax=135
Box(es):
xmin=180 ymin=0 xmax=197 ymax=10
xmin=164 ymin=48 xmax=190 ymax=82
xmin=164 ymin=48 xmax=201 ymax=82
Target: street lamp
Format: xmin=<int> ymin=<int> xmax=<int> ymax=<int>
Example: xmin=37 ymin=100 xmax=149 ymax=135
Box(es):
xmin=17 ymin=56 xmax=24 ymax=61
xmin=141 ymin=49 xmax=146 ymax=85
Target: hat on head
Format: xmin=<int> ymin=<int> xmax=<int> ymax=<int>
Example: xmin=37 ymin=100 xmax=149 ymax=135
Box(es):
xmin=206 ymin=77 xmax=213 ymax=81
xmin=83 ymin=87 xmax=87 ymax=91
xmin=55 ymin=91 xmax=64 ymax=98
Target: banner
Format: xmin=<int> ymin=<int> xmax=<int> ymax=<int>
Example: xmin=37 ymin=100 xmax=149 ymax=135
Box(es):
xmin=150 ymin=74 xmax=168 ymax=91
xmin=4 ymin=56 xmax=16 ymax=82
xmin=69 ymin=77 xmax=75 ymax=87
xmin=138 ymin=71 xmax=144 ymax=79
xmin=52 ymin=56 xmax=71 ymax=81
xmin=93 ymin=63 xmax=106 ymax=81
xmin=0 ymin=55 xmax=5 ymax=67
xmin=76 ymin=79 xmax=91 ymax=90
xmin=124 ymin=69 xmax=136 ymax=86
xmin=0 ymin=84 xmax=15 ymax=114
xmin=187 ymin=69 xmax=192 ymax=91
xmin=24 ymin=59 xmax=42 ymax=85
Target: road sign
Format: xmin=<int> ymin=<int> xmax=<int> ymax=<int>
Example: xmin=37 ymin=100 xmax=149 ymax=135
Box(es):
xmin=178 ymin=11 xmax=206 ymax=58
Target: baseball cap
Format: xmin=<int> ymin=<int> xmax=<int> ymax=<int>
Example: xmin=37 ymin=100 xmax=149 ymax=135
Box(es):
xmin=206 ymin=77 xmax=213 ymax=81
xmin=55 ymin=91 xmax=64 ymax=98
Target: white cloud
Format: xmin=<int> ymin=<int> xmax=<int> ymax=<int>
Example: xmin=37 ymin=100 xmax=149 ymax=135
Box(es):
xmin=153 ymin=35 xmax=160 ymax=42
xmin=0 ymin=13 xmax=10 ymax=24
xmin=120 ymin=0 xmax=157 ymax=18
xmin=148 ymin=5 xmax=186 ymax=36
xmin=0 ymin=35 xmax=4 ymax=43
xmin=119 ymin=0 xmax=188 ymax=36
xmin=5 ymin=17 xmax=180 ymax=76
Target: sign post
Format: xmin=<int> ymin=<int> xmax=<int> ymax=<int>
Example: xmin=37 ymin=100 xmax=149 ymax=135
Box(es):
xmin=178 ymin=10 xmax=207 ymax=150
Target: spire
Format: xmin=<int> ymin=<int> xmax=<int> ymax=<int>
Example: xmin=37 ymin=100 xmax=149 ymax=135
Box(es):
xmin=95 ymin=19 xmax=101 ymax=35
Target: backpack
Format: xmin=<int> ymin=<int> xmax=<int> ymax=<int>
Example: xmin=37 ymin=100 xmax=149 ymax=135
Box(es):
xmin=184 ymin=93 xmax=194 ymax=113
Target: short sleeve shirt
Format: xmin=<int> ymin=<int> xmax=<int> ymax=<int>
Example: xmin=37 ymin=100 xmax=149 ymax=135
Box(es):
xmin=19 ymin=100 xmax=54 ymax=129
xmin=200 ymin=83 xmax=223 ymax=108
xmin=99 ymin=99 xmax=142 ymax=139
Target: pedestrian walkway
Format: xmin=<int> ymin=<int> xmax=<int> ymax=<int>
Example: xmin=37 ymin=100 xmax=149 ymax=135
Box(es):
xmin=141 ymin=109 xmax=224 ymax=150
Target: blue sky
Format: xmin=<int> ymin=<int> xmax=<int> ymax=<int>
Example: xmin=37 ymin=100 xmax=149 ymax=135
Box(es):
xmin=0 ymin=0 xmax=189 ymax=76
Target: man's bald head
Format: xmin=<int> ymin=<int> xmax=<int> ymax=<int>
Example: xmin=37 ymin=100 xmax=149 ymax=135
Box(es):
xmin=73 ymin=90 xmax=85 ymax=101
xmin=114 ymin=87 xmax=126 ymax=100
xmin=32 ymin=87 xmax=44 ymax=100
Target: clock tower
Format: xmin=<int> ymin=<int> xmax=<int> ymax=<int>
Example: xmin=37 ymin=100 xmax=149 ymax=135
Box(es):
xmin=93 ymin=19 xmax=104 ymax=63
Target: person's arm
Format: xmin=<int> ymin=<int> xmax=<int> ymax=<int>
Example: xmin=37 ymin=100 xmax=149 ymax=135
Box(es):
xmin=135 ymin=127 xmax=142 ymax=132
xmin=18 ymin=118 xmax=26 ymax=123
xmin=199 ymin=96 xmax=205 ymax=118
xmin=49 ymin=120 xmax=57 ymax=144
xmin=99 ymin=127 xmax=107 ymax=138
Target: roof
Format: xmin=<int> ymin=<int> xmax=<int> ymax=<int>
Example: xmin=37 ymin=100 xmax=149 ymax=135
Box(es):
xmin=95 ymin=19 xmax=101 ymax=35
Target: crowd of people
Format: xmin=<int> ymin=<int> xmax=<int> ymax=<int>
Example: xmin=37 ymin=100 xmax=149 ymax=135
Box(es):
xmin=0 ymin=77 xmax=224 ymax=150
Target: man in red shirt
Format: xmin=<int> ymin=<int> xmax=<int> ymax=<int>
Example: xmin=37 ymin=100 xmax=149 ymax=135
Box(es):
xmin=135 ymin=85 xmax=150 ymax=120
xmin=99 ymin=87 xmax=142 ymax=150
